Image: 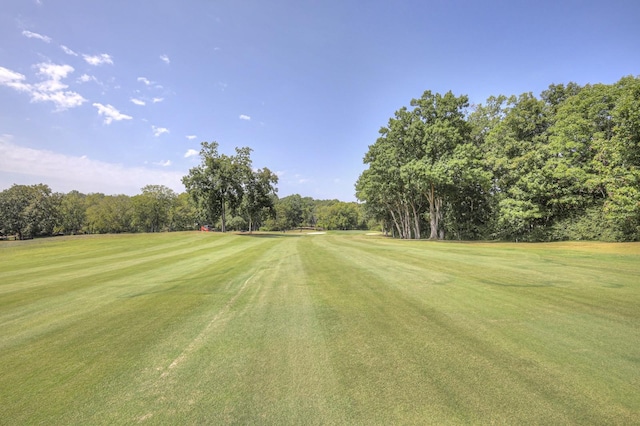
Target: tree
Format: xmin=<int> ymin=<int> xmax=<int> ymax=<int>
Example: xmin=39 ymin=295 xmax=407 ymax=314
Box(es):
xmin=357 ymin=91 xmax=488 ymax=239
xmin=182 ymin=142 xmax=253 ymax=232
xmin=58 ymin=190 xmax=87 ymax=235
xmin=317 ymin=201 xmax=361 ymax=230
xmin=132 ymin=185 xmax=177 ymax=232
xmin=0 ymin=184 xmax=59 ymax=239
xmin=169 ymin=192 xmax=198 ymax=231
xmin=85 ymin=194 xmax=133 ymax=234
xmin=240 ymin=167 xmax=278 ymax=232
xmin=483 ymin=92 xmax=553 ymax=240
xmin=275 ymin=194 xmax=304 ymax=231
xmin=356 ymin=107 xmax=425 ymax=239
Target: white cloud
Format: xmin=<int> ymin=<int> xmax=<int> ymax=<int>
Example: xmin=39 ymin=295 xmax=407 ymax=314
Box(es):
xmin=130 ymin=98 xmax=146 ymax=106
xmin=0 ymin=64 xmax=85 ymax=110
xmin=93 ymin=103 xmax=132 ymax=124
xmin=0 ymin=66 xmax=27 ymax=88
xmin=77 ymin=74 xmax=97 ymax=84
xmin=184 ymin=149 xmax=199 ymax=158
xmin=60 ymin=45 xmax=78 ymax=56
xmin=137 ymin=77 xmax=151 ymax=85
xmin=239 ymin=114 xmax=251 ymax=121
xmin=152 ymin=97 xmax=164 ymax=103
xmin=32 ymin=90 xmax=86 ymax=110
xmin=0 ymin=137 xmax=184 ymax=195
xmin=186 ymin=135 xmax=197 ymax=140
xmin=160 ymin=54 xmax=170 ymax=64
xmin=152 ymin=125 xmax=169 ymax=137
xmin=154 ymin=160 xmax=172 ymax=167
xmin=83 ymin=53 xmax=113 ymax=66
xmin=35 ymin=63 xmax=73 ymax=91
xmin=22 ymin=30 xmax=51 ymax=43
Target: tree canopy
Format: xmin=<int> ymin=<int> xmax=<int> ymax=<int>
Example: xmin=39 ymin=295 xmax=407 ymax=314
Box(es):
xmin=357 ymin=75 xmax=640 ymax=241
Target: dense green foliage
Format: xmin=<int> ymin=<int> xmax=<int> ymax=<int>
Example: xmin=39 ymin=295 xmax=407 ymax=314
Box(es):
xmin=357 ymin=76 xmax=640 ymax=241
xmin=260 ymin=194 xmax=367 ymax=231
xmin=0 ymin=184 xmax=198 ymax=239
xmin=182 ymin=141 xmax=279 ymax=232
xmin=1 ymin=232 xmax=639 ymax=423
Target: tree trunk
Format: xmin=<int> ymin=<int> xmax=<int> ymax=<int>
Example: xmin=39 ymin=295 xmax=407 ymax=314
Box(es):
xmin=389 ymin=208 xmax=403 ymax=239
xmin=411 ymin=201 xmax=421 ymax=240
xmin=427 ymin=183 xmax=439 ymax=240
xmin=221 ymin=199 xmax=226 ymax=232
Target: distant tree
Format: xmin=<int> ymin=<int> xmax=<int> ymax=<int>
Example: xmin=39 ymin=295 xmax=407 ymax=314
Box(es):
xmin=58 ymin=190 xmax=87 ymax=235
xmin=0 ymin=184 xmax=59 ymax=239
xmin=182 ymin=142 xmax=253 ymax=232
xmin=169 ymin=192 xmax=198 ymax=231
xmin=132 ymin=185 xmax=177 ymax=232
xmin=85 ymin=194 xmax=133 ymax=234
xmin=320 ymin=202 xmax=361 ymax=230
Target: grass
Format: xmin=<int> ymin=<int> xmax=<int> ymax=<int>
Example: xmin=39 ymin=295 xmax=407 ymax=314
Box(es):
xmin=1 ymin=232 xmax=639 ymax=424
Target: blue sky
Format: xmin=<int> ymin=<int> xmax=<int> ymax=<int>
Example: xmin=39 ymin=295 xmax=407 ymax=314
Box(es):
xmin=1 ymin=0 xmax=639 ymax=201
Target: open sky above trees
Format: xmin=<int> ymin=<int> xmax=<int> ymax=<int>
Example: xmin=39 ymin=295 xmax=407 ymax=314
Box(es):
xmin=1 ymin=0 xmax=639 ymax=201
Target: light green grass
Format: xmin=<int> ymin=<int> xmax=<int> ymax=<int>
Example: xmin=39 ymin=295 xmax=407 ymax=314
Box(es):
xmin=1 ymin=232 xmax=639 ymax=424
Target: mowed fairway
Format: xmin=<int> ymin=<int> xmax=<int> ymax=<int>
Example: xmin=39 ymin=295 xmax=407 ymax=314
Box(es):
xmin=1 ymin=232 xmax=639 ymax=424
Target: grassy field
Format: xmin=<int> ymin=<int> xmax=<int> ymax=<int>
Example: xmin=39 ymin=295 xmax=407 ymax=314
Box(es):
xmin=1 ymin=232 xmax=639 ymax=424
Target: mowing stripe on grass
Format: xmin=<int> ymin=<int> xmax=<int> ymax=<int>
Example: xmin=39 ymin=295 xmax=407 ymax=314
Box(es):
xmin=0 ymin=232 xmax=638 ymax=424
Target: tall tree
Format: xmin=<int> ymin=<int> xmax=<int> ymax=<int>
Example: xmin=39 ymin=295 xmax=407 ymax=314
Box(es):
xmin=483 ymin=92 xmax=552 ymax=240
xmin=182 ymin=142 xmax=253 ymax=232
xmin=240 ymin=167 xmax=278 ymax=232
xmin=356 ymin=107 xmax=424 ymax=239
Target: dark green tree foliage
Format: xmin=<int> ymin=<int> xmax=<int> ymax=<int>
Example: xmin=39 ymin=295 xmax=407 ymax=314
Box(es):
xmin=132 ymin=185 xmax=177 ymax=232
xmin=85 ymin=194 xmax=134 ymax=234
xmin=357 ymin=76 xmax=640 ymax=241
xmin=0 ymin=184 xmax=59 ymax=239
xmin=240 ymin=167 xmax=279 ymax=232
xmin=58 ymin=190 xmax=86 ymax=235
xmin=169 ymin=192 xmax=199 ymax=231
xmin=316 ymin=201 xmax=362 ymax=230
xmin=357 ymin=91 xmax=489 ymax=239
xmin=182 ymin=142 xmax=254 ymax=232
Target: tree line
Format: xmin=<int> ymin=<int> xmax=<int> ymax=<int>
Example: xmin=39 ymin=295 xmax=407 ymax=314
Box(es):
xmin=0 ymin=142 xmax=367 ymax=239
xmin=356 ymin=75 xmax=640 ymax=241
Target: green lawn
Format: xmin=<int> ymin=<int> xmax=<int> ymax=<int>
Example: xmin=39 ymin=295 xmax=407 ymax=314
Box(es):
xmin=1 ymin=232 xmax=639 ymax=424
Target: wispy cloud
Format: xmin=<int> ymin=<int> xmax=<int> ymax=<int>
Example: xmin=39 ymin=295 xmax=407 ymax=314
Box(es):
xmin=184 ymin=149 xmax=199 ymax=158
xmin=239 ymin=114 xmax=251 ymax=121
xmin=22 ymin=30 xmax=51 ymax=43
xmin=0 ymin=64 xmax=86 ymax=110
xmin=60 ymin=45 xmax=78 ymax=56
xmin=137 ymin=77 xmax=151 ymax=85
xmin=130 ymin=98 xmax=146 ymax=106
xmin=152 ymin=125 xmax=169 ymax=137
xmin=93 ymin=103 xmax=132 ymax=124
xmin=154 ymin=160 xmax=172 ymax=167
xmin=160 ymin=54 xmax=170 ymax=64
xmin=186 ymin=135 xmax=197 ymax=140
xmin=0 ymin=66 xmax=27 ymax=88
xmin=152 ymin=97 xmax=164 ymax=103
xmin=0 ymin=137 xmax=184 ymax=195
xmin=83 ymin=53 xmax=113 ymax=66
xmin=77 ymin=74 xmax=98 ymax=84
